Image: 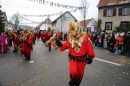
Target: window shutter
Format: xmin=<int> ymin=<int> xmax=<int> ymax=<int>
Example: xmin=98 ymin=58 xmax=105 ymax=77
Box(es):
xmin=119 ymin=8 xmax=122 ymax=16
xmin=113 ymin=8 xmax=116 ymax=16
xmin=103 ymin=9 xmax=106 ymax=16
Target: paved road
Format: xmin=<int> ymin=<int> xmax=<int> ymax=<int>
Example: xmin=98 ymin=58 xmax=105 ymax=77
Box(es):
xmin=0 ymin=39 xmax=130 ymax=86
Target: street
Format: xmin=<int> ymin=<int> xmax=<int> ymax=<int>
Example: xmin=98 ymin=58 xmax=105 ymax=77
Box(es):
xmin=0 ymin=39 xmax=130 ymax=86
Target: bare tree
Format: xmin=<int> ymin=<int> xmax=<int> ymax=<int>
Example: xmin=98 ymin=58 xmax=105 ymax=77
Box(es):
xmin=80 ymin=0 xmax=89 ymax=31
xmin=11 ymin=11 xmax=22 ymax=29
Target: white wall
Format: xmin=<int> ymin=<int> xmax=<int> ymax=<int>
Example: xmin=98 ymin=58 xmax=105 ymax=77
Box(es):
xmin=7 ymin=24 xmax=14 ymax=30
xmin=40 ymin=24 xmax=51 ymax=30
xmin=87 ymin=19 xmax=96 ymax=32
xmin=56 ymin=12 xmax=76 ymax=33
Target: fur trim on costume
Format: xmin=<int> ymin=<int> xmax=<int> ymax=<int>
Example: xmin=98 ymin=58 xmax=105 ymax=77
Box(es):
xmin=46 ymin=33 xmax=58 ymax=48
xmin=67 ymin=21 xmax=82 ymax=34
xmin=68 ymin=32 xmax=86 ymax=52
xmin=67 ymin=21 xmax=86 ymax=52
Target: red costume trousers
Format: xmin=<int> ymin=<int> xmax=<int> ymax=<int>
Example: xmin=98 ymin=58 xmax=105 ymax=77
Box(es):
xmin=26 ymin=45 xmax=31 ymax=58
xmin=69 ymin=60 xmax=86 ymax=86
xmin=48 ymin=42 xmax=51 ymax=48
xmin=13 ymin=41 xmax=18 ymax=50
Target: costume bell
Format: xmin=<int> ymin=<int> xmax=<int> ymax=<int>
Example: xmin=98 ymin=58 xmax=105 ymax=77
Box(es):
xmin=56 ymin=21 xmax=95 ymax=86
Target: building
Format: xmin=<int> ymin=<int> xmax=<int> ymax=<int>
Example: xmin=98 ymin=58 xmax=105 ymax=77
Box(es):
xmin=97 ymin=0 xmax=130 ymax=32
xmin=35 ymin=18 xmax=51 ymax=30
xmin=79 ymin=18 xmax=96 ymax=32
xmin=7 ymin=22 xmax=15 ymax=30
xmin=51 ymin=11 xmax=77 ymax=33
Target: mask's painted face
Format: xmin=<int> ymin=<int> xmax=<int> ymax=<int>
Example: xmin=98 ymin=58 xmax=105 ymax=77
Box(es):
xmin=68 ymin=21 xmax=81 ymax=36
xmin=71 ymin=31 xmax=77 ymax=36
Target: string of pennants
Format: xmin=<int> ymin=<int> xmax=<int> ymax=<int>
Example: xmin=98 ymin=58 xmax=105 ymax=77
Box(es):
xmin=21 ymin=9 xmax=76 ymax=17
xmin=26 ymin=0 xmax=85 ymax=10
xmin=20 ymin=16 xmax=41 ymax=24
xmin=20 ymin=9 xmax=76 ymax=23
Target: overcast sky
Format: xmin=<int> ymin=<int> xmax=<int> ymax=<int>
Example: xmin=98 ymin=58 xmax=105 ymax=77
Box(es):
xmin=0 ymin=0 xmax=99 ymax=27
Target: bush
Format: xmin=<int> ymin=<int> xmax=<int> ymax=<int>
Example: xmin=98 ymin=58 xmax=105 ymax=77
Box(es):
xmin=113 ymin=24 xmax=130 ymax=33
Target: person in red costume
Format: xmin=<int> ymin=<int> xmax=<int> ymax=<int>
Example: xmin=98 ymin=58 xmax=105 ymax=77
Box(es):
xmin=11 ymin=30 xmax=19 ymax=53
xmin=20 ymin=28 xmax=33 ymax=60
xmin=45 ymin=27 xmax=53 ymax=52
xmin=25 ymin=29 xmax=32 ymax=60
xmin=46 ymin=30 xmax=60 ymax=49
xmin=56 ymin=21 xmax=95 ymax=86
xmin=41 ymin=30 xmax=46 ymax=43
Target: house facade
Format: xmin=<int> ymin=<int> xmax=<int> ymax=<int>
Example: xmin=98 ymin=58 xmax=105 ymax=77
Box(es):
xmin=7 ymin=22 xmax=14 ymax=30
xmin=97 ymin=0 xmax=130 ymax=32
xmin=79 ymin=18 xmax=96 ymax=32
xmin=52 ymin=11 xmax=77 ymax=33
xmin=35 ymin=18 xmax=51 ymax=30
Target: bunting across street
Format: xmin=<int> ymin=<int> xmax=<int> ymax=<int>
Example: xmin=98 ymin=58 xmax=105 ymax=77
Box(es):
xmin=26 ymin=0 xmax=85 ymax=10
xmin=20 ymin=9 xmax=76 ymax=23
xmin=20 ymin=15 xmax=40 ymax=24
xmin=21 ymin=9 xmax=77 ymax=17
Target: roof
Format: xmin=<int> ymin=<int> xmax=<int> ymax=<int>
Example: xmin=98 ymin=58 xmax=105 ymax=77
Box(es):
xmin=8 ymin=22 xmax=14 ymax=26
xmin=79 ymin=18 xmax=93 ymax=27
xmin=97 ymin=0 xmax=130 ymax=7
xmin=52 ymin=11 xmax=77 ymax=23
xmin=35 ymin=18 xmax=51 ymax=29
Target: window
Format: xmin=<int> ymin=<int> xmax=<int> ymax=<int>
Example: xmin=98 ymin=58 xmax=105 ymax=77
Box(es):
xmin=121 ymin=22 xmax=129 ymax=29
xmin=119 ymin=7 xmax=130 ymax=16
xmin=64 ymin=17 xmax=70 ymax=20
xmin=103 ymin=8 xmax=116 ymax=17
xmin=106 ymin=9 xmax=113 ymax=16
xmin=105 ymin=22 xmax=112 ymax=30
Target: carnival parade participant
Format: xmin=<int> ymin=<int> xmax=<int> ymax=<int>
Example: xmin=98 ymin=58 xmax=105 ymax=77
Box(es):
xmin=19 ymin=28 xmax=33 ymax=60
xmin=45 ymin=27 xmax=53 ymax=52
xmin=46 ymin=30 xmax=60 ymax=49
xmin=24 ymin=29 xmax=33 ymax=60
xmin=7 ymin=30 xmax=13 ymax=47
xmin=32 ymin=31 xmax=37 ymax=44
xmin=56 ymin=21 xmax=95 ymax=86
xmin=41 ymin=30 xmax=46 ymax=43
xmin=11 ymin=30 xmax=19 ymax=53
xmin=0 ymin=31 xmax=8 ymax=53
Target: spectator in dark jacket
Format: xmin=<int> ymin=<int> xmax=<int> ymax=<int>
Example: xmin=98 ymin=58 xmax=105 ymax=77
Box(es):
xmin=93 ymin=34 xmax=97 ymax=46
xmin=126 ymin=31 xmax=130 ymax=57
xmin=109 ymin=33 xmax=115 ymax=53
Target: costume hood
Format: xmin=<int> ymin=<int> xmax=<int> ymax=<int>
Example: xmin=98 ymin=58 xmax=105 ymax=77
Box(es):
xmin=67 ymin=21 xmax=86 ymax=52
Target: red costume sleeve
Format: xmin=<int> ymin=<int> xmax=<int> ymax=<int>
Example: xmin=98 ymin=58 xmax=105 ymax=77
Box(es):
xmin=59 ymin=34 xmax=95 ymax=58
xmin=59 ymin=40 xmax=70 ymax=51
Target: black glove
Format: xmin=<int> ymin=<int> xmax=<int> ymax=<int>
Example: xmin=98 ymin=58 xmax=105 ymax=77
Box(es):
xmin=56 ymin=40 xmax=63 ymax=47
xmin=27 ymin=44 xmax=31 ymax=48
xmin=86 ymin=56 xmax=93 ymax=64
